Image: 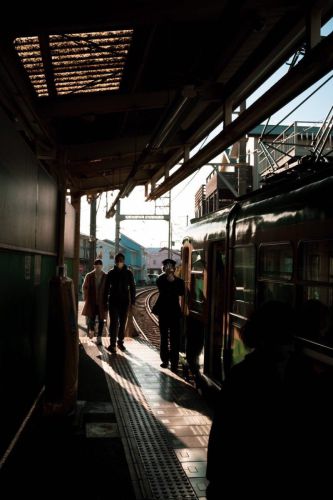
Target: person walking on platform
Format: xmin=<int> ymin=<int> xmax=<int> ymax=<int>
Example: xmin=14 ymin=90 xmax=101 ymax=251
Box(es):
xmin=153 ymin=258 xmax=185 ymax=372
xmin=105 ymin=253 xmax=136 ymax=353
xmin=82 ymin=258 xmax=108 ymax=345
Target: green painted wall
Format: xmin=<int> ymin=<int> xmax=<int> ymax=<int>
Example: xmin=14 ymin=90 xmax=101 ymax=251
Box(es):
xmin=0 ymin=250 xmax=56 ymax=454
xmin=0 ymin=105 xmax=61 ymax=456
xmin=0 ymin=104 xmax=78 ymax=457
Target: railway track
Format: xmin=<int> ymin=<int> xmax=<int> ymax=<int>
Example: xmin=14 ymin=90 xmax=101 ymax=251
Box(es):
xmin=133 ymin=287 xmax=161 ymax=349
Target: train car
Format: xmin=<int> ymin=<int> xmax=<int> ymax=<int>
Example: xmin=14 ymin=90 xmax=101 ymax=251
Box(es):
xmin=182 ymin=160 xmax=333 ymax=389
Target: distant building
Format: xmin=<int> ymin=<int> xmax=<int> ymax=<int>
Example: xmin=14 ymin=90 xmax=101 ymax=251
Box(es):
xmin=195 ymin=149 xmax=252 ymax=216
xmin=79 ymin=232 xmax=147 ymax=294
xmin=118 ymin=233 xmax=147 ymax=286
xmin=194 ymin=121 xmax=333 ymax=217
xmin=194 ymin=185 xmax=206 ymax=218
xmin=145 ymin=247 xmax=181 ymax=279
xmin=96 ymin=239 xmax=115 ymax=272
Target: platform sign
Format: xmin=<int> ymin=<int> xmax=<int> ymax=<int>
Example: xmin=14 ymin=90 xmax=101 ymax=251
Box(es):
xmin=119 ymin=214 xmax=169 ymax=220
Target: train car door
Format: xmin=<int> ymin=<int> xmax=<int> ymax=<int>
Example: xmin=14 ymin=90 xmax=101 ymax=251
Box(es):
xmin=180 ymin=243 xmax=191 ymax=353
xmin=205 ymin=242 xmax=225 ymax=383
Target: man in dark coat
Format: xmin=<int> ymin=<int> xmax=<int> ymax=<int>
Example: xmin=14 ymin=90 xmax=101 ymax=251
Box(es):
xmin=155 ymin=258 xmax=185 ymax=372
xmin=105 ymin=253 xmax=136 ymax=353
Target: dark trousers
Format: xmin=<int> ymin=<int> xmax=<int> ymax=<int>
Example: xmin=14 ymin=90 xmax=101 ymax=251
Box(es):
xmin=159 ymin=315 xmax=180 ymax=368
xmin=88 ymin=305 xmax=104 ymax=336
xmin=109 ymin=303 xmax=128 ymax=346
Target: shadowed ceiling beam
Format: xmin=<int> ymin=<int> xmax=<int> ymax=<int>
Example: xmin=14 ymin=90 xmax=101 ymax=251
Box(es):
xmin=6 ymin=2 xmax=228 ymax=37
xmin=65 ymin=136 xmax=151 ymax=161
xmin=38 ymin=34 xmax=57 ymax=97
xmin=38 ymin=89 xmax=177 ymax=117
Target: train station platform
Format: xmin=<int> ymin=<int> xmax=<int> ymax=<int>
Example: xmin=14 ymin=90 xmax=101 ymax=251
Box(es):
xmin=0 ymin=308 xmax=213 ymax=500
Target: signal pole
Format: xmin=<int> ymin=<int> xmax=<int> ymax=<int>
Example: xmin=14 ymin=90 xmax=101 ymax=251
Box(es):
xmin=115 ymin=200 xmax=121 ymax=254
xmin=168 ymin=191 xmax=172 ymax=258
xmin=88 ymin=194 xmax=97 ymax=271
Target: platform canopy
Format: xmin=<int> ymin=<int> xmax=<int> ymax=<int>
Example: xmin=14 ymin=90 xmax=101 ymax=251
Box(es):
xmin=0 ymin=1 xmax=332 ymax=215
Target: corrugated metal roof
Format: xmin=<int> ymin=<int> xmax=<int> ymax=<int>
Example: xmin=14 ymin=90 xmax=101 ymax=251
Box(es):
xmin=14 ymin=30 xmax=133 ymax=97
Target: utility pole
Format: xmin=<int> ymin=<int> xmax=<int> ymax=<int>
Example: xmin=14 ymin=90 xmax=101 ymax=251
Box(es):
xmin=168 ymin=191 xmax=172 ymax=258
xmin=88 ymin=194 xmax=97 ymax=271
xmin=115 ymin=200 xmax=121 ymax=255
xmin=154 ymin=193 xmax=171 ymax=254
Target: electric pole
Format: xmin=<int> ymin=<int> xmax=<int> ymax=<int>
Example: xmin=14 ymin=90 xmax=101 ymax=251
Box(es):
xmin=115 ymin=200 xmax=121 ymax=255
xmin=88 ymin=194 xmax=97 ymax=271
xmin=168 ymin=191 xmax=172 ymax=258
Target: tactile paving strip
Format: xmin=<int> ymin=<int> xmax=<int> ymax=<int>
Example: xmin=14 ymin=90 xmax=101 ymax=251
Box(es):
xmin=102 ymin=349 xmax=198 ymax=499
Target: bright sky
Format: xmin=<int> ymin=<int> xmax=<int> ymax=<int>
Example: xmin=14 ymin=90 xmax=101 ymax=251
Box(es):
xmin=80 ymin=18 xmax=333 ymax=250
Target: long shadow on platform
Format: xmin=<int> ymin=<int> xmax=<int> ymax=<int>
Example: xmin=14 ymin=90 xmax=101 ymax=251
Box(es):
xmin=0 ymin=343 xmax=137 ymax=500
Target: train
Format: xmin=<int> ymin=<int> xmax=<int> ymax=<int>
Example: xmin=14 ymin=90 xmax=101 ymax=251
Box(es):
xmin=181 ymin=159 xmax=333 ymax=389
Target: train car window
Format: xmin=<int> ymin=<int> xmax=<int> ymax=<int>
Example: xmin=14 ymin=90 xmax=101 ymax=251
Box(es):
xmin=303 ymin=286 xmax=333 ymax=307
xmin=232 ymin=246 xmax=255 ymax=317
xmin=298 ymin=240 xmax=333 ymax=347
xmin=299 ymin=290 xmax=333 ymax=347
xmin=229 ymin=320 xmax=250 ymax=367
xmin=190 ymin=249 xmax=205 ymax=313
xmin=191 ymin=250 xmax=204 ymax=270
xmin=259 ymin=243 xmax=293 ymax=280
xmin=257 ymin=243 xmax=295 ymax=305
xmin=300 ymin=240 xmax=333 ymax=283
xmin=259 ymin=282 xmax=295 ymax=305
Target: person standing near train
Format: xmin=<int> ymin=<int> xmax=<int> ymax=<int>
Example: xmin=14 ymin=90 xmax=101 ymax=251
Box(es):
xmin=82 ymin=258 xmax=108 ymax=344
xmin=206 ymin=301 xmax=300 ymax=499
xmin=153 ymin=258 xmax=185 ymax=372
xmin=105 ymin=252 xmax=136 ymax=353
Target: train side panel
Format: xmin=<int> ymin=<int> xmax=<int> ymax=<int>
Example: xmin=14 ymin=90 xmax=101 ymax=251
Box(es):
xmin=183 ymin=169 xmax=333 ymax=388
xmin=230 ymin=175 xmax=333 ymax=365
